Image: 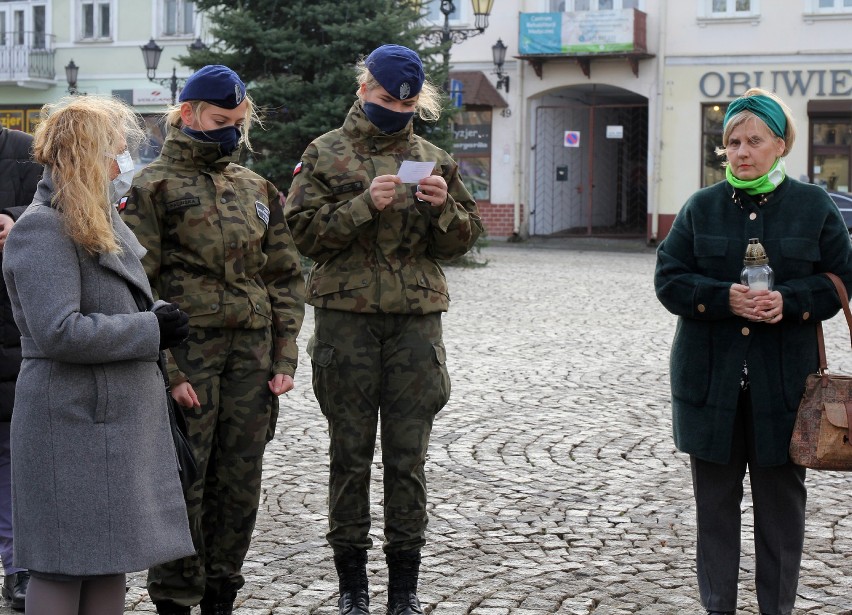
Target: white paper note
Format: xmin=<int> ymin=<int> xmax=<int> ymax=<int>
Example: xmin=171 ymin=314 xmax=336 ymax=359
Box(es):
xmin=397 ymin=161 xmax=436 ymax=184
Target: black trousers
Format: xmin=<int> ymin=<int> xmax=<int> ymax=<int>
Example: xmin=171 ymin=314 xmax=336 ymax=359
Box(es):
xmin=690 ymin=391 xmax=806 ymax=615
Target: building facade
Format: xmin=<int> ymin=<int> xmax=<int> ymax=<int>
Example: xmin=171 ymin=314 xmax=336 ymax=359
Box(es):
xmin=4 ymin=0 xmax=852 ymax=242
xmin=0 ymin=0 xmax=206 ymax=162
xmin=445 ymin=0 xmax=852 ymax=241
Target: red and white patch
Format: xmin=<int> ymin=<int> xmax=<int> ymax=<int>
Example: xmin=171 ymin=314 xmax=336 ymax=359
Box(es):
xmin=292 ymin=162 xmax=303 ymax=176
xmin=117 ymin=196 xmax=129 ymax=212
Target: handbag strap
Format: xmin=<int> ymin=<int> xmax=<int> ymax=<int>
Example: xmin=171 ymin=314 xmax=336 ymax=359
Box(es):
xmin=817 ymin=272 xmax=852 ymax=376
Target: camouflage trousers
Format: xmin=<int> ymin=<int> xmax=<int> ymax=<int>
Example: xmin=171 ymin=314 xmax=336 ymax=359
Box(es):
xmin=147 ymin=326 xmax=277 ymax=606
xmin=307 ymin=309 xmax=451 ymax=554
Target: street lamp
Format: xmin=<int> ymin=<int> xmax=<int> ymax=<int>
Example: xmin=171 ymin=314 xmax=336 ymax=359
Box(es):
xmin=64 ymin=59 xmax=85 ymax=95
xmin=492 ymin=38 xmax=509 ymax=93
xmin=140 ymin=37 xmax=207 ymax=105
xmin=421 ymin=0 xmax=495 ymax=90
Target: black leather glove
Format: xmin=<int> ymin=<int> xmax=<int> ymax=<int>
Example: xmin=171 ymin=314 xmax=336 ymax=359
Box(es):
xmin=153 ymin=302 xmax=189 ymax=350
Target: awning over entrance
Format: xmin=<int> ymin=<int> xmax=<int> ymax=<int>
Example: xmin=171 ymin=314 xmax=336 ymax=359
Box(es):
xmin=448 ymin=71 xmax=508 ymax=108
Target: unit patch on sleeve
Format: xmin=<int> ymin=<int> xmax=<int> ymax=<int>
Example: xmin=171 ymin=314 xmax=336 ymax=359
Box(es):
xmin=255 ymin=200 xmax=270 ymax=227
xmin=292 ymin=162 xmax=303 ymax=176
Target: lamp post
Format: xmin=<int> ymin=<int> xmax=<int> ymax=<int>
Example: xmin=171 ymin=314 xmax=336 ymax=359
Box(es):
xmin=140 ymin=37 xmax=207 ymax=105
xmin=64 ymin=59 xmax=84 ymax=95
xmin=421 ymin=0 xmax=495 ymax=91
xmin=492 ymin=38 xmax=509 ymax=93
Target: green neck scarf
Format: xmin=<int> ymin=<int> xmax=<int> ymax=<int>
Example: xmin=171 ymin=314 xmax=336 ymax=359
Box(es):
xmin=726 ymin=158 xmax=786 ymax=195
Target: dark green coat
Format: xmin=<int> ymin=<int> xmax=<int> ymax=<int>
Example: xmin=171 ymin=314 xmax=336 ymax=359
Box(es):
xmin=655 ymin=177 xmax=852 ymax=466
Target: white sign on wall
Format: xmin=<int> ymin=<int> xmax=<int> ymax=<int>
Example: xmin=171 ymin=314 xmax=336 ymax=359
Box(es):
xmin=132 ymin=88 xmax=174 ymax=106
xmin=606 ymin=125 xmax=624 ymax=139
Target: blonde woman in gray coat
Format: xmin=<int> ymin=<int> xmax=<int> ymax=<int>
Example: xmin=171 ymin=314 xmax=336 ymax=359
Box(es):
xmin=1 ymin=96 xmax=195 ymax=615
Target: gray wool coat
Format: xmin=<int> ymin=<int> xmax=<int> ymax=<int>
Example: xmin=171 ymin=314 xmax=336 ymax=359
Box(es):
xmin=1 ymin=172 xmax=195 ymax=576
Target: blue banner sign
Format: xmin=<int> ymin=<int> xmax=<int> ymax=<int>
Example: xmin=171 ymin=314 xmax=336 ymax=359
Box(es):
xmin=520 ymin=10 xmax=638 ymax=54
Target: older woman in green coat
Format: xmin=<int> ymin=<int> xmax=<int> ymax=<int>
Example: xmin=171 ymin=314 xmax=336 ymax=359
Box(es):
xmin=655 ymin=88 xmax=852 ymax=615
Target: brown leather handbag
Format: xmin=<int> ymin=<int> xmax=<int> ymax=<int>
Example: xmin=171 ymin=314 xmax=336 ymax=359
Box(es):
xmin=789 ymin=272 xmax=852 ymax=470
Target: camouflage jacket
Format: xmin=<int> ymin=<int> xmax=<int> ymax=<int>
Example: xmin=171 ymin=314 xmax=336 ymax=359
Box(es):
xmin=121 ymin=125 xmax=305 ymax=379
xmin=284 ymin=101 xmax=482 ymax=314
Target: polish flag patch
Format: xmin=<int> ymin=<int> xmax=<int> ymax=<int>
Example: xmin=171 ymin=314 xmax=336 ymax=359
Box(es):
xmin=117 ymin=196 xmax=128 ymax=212
xmin=292 ymin=162 xmax=302 ymax=176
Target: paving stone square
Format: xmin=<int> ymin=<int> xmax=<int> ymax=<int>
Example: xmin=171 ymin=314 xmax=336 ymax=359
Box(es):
xmin=5 ymin=242 xmax=850 ymax=614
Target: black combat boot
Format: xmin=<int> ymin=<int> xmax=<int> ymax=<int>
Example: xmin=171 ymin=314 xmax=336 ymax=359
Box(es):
xmin=334 ymin=548 xmax=370 ymax=615
xmin=386 ymin=550 xmax=423 ymax=615
xmin=153 ymin=601 xmax=191 ymax=615
xmin=199 ymin=590 xmax=236 ymax=615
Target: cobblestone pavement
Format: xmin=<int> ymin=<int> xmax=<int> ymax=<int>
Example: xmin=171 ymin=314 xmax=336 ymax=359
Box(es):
xmin=6 ymin=242 xmax=852 ymax=614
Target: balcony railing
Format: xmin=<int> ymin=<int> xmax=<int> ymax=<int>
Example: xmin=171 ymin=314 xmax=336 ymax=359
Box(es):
xmin=0 ymin=31 xmax=56 ymax=82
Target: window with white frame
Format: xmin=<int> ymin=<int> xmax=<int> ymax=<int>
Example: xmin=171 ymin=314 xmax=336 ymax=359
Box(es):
xmin=709 ymin=0 xmax=753 ymax=15
xmin=697 ymin=0 xmax=760 ymax=21
xmin=0 ymin=3 xmax=49 ymax=47
xmin=162 ymin=0 xmax=196 ymax=37
xmin=78 ymin=0 xmax=111 ymax=40
xmin=807 ymin=0 xmax=852 ymax=12
xmin=548 ymin=0 xmax=641 ymax=9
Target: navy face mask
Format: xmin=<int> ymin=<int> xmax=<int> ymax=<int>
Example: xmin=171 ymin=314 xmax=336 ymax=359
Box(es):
xmin=182 ymin=125 xmax=241 ymax=156
xmin=363 ymin=102 xmax=414 ymax=134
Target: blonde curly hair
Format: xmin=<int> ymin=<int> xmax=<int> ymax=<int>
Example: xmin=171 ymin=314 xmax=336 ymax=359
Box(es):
xmin=33 ymin=95 xmax=145 ymax=254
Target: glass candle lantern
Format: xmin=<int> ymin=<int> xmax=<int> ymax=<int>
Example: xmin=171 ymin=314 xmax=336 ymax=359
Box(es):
xmin=740 ymin=238 xmax=774 ymax=291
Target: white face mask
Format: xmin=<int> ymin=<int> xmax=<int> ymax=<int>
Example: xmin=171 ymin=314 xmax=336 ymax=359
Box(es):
xmin=109 ymin=150 xmax=135 ymax=203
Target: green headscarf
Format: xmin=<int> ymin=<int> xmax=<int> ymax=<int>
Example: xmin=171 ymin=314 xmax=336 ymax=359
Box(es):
xmin=723 ymin=94 xmax=787 ymax=139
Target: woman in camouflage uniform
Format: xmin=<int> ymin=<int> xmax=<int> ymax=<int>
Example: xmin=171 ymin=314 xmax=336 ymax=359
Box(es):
xmin=285 ymin=45 xmax=482 ymax=615
xmin=120 ymin=65 xmax=305 ymax=615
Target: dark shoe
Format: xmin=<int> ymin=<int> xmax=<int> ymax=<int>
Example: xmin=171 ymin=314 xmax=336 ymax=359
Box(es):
xmin=2 ymin=571 xmax=29 ymax=611
xmin=338 ymin=587 xmax=370 ymax=614
xmin=387 ymin=591 xmax=423 ymax=615
xmin=153 ymin=601 xmax=191 ymax=615
xmin=200 ymin=598 xmax=234 ymax=615
xmin=201 ymin=604 xmax=233 ymax=615
xmin=386 ymin=550 xmax=422 ymax=615
xmin=707 ymin=611 xmax=735 ymax=614
xmin=335 ymin=548 xmax=369 ymax=614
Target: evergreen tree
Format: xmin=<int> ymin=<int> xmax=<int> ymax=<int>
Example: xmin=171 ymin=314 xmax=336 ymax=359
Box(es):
xmin=184 ymin=0 xmax=453 ymax=190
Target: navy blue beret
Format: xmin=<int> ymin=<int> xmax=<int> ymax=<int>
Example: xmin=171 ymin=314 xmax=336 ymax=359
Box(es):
xmin=179 ymin=64 xmax=246 ymax=109
xmin=365 ymin=44 xmax=424 ymax=101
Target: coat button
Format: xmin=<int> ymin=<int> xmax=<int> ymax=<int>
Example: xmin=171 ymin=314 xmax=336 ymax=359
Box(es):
xmin=803 ymin=311 xmax=810 ymax=320
xmin=211 ymin=303 xmax=219 ymax=311
xmin=742 ymin=327 xmax=750 ymax=336
xmin=697 ymin=304 xmax=706 ymax=313
xmin=230 ymin=242 xmax=237 ymax=249
xmin=749 ymin=212 xmax=757 ymax=220
xmin=220 ymin=197 xmax=227 ymax=204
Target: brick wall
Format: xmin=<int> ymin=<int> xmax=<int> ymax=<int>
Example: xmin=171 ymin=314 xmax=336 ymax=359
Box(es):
xmin=477 ymin=202 xmax=522 ymax=238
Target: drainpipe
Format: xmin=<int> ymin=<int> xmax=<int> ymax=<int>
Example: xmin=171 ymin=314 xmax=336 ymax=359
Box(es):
xmin=649 ymin=0 xmax=667 ymax=243
xmin=513 ymin=52 xmax=525 ymax=237
xmin=512 ymin=2 xmax=528 ymax=237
